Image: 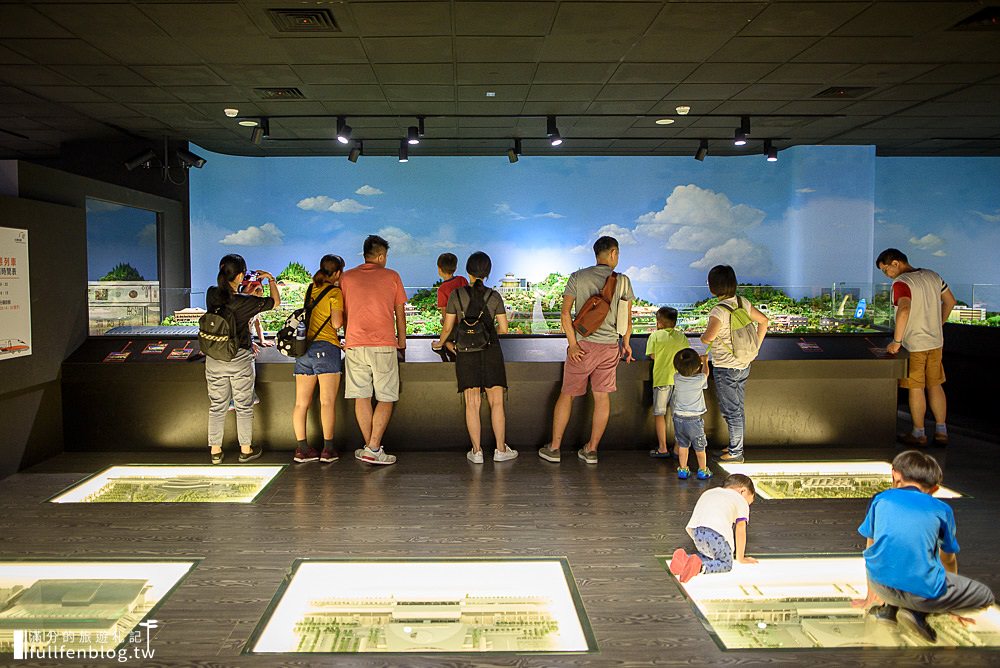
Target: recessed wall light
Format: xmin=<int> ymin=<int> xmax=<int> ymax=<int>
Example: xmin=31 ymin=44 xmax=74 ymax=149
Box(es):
xmin=224 ymin=108 xmax=239 ymax=118
xmin=675 ymin=105 xmax=691 ymax=115
xmin=655 ymin=118 xmax=675 ymax=125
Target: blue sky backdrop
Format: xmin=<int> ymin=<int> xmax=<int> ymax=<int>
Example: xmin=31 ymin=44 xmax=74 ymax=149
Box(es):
xmin=86 ymin=198 xmax=158 ymax=281
xmin=184 ymin=146 xmax=999 ymax=305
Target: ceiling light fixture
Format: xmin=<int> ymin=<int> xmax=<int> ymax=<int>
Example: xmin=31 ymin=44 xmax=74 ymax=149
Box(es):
xmin=224 ymin=108 xmax=239 ymax=118
xmin=507 ymin=138 xmax=521 ymax=163
xmin=336 ymin=116 xmax=352 ymax=144
xmin=250 ymin=126 xmax=264 ymax=144
xmin=176 ymin=148 xmax=206 ymax=169
xmin=250 ymin=118 xmax=269 ymax=145
xmin=695 ymin=139 xmax=708 ymax=162
xmin=398 ymin=139 xmax=409 ymax=162
xmin=765 ymin=139 xmax=778 ymax=162
xmin=675 ymin=105 xmax=691 ymax=115
xmin=407 ymin=126 xmax=420 ymax=145
xmin=733 ymin=116 xmax=750 ymax=146
xmin=238 ymin=119 xmax=259 ymax=127
xmin=123 ymin=149 xmax=157 ymax=171
xmin=546 ymin=115 xmax=563 ymax=146
xmin=417 ymin=116 xmax=425 ymax=137
xmin=348 ymin=140 xmax=362 ymax=163
xmin=655 ymin=118 xmax=675 ymax=125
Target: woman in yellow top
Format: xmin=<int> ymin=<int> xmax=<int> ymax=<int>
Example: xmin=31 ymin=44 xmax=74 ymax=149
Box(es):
xmin=292 ymin=254 xmax=345 ymax=463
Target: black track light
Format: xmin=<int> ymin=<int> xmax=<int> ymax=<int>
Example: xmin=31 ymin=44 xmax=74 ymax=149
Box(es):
xmin=348 ymin=141 xmax=362 ymax=163
xmin=765 ymin=139 xmax=778 ymax=162
xmin=546 ymin=116 xmax=563 ymax=146
xmin=398 ymin=139 xmax=409 ymax=162
xmin=507 ymin=138 xmax=522 ymax=163
xmin=124 ymin=149 xmax=157 ymax=171
xmin=407 ymin=126 xmax=420 ymax=145
xmin=417 ymin=116 xmax=425 ymax=137
xmin=176 ymin=148 xmax=206 ymax=169
xmin=336 ymin=116 xmax=352 ymax=144
xmin=251 ymin=118 xmax=269 ymax=145
xmin=695 ymin=139 xmax=708 ymax=162
xmin=734 ymin=116 xmax=750 ymax=146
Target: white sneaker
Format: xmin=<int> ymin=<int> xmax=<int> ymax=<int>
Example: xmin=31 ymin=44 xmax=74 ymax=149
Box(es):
xmin=467 ymin=449 xmax=484 ymax=464
xmin=493 ymin=447 xmax=518 ymax=462
xmin=360 ymin=446 xmax=396 ymax=466
xmin=354 ymin=447 xmax=366 ymax=461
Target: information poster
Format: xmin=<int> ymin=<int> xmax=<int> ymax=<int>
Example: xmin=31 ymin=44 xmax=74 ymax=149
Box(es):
xmin=0 ymin=227 xmax=30 ymax=359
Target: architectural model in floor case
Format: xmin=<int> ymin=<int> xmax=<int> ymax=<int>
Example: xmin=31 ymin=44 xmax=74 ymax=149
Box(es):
xmin=717 ymin=461 xmax=962 ymax=499
xmin=49 ymin=465 xmax=284 ymax=503
xmin=249 ymin=560 xmax=593 ymax=654
xmin=663 ymin=555 xmax=1000 ymax=649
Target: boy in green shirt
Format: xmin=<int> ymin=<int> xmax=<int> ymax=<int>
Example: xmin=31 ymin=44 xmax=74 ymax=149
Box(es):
xmin=646 ymin=307 xmax=691 ymax=457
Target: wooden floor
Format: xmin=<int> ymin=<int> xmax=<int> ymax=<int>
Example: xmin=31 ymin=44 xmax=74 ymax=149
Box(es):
xmin=2 ymin=424 xmax=999 ymax=667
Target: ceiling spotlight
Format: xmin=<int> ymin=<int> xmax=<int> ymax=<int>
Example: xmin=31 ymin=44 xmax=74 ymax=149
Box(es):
xmin=348 ymin=141 xmax=362 ymax=163
xmin=398 ymin=139 xmax=409 ymax=162
xmin=695 ymin=139 xmax=708 ymax=162
xmin=765 ymin=139 xmax=778 ymax=162
xmin=407 ymin=126 xmax=420 ymax=145
xmin=546 ymin=116 xmax=563 ymax=146
xmin=224 ymin=108 xmax=239 ymax=118
xmin=733 ymin=115 xmax=751 ymax=146
xmin=250 ymin=126 xmax=263 ymax=144
xmin=676 ymin=105 xmax=691 ymax=115
xmin=336 ymin=116 xmax=352 ymax=144
xmin=417 ymin=116 xmax=426 ymax=137
xmin=124 ymin=149 xmax=157 ymax=171
xmin=238 ymin=118 xmax=259 ymax=127
xmin=176 ymin=148 xmax=206 ymax=169
xmin=507 ymin=138 xmax=522 ymax=163
xmin=655 ymin=118 xmax=675 ymax=125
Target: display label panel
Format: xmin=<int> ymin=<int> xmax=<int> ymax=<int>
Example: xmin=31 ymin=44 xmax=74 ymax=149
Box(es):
xmin=662 ymin=555 xmax=1000 ymax=649
xmin=248 ymin=559 xmax=596 ymax=654
xmin=49 ymin=465 xmax=285 ymax=504
xmin=0 ymin=227 xmax=30 ymax=359
xmin=717 ymin=461 xmax=963 ymax=499
xmin=0 ymin=560 xmax=195 ymax=657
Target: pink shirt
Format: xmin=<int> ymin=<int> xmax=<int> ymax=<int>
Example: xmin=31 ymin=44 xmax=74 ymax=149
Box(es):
xmin=340 ymin=263 xmax=407 ymax=348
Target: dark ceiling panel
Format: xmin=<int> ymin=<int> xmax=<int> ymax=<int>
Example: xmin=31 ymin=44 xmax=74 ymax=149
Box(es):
xmin=454 ymin=1 xmax=556 ymax=36
xmin=364 ymin=37 xmax=453 ymax=63
xmin=740 ymin=2 xmax=868 ymax=37
xmin=0 ymin=5 xmax=74 ymax=39
xmin=349 ymin=2 xmax=451 ymax=36
xmin=293 ymin=64 xmax=377 ymax=85
xmin=374 ymin=63 xmax=455 ymax=85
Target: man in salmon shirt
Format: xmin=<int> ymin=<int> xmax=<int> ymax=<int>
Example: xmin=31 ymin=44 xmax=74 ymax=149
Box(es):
xmin=340 ymin=234 xmax=407 ymax=465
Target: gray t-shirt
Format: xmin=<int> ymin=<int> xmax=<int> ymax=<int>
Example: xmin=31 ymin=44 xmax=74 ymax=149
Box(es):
xmin=672 ymin=372 xmax=708 ymax=416
xmin=446 ymin=285 xmax=505 ymax=321
xmin=564 ymin=265 xmax=635 ymax=344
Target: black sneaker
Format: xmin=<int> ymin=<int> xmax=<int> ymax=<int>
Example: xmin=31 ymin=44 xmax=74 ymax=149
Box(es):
xmin=238 ymin=445 xmax=262 ymax=463
xmin=710 ymin=447 xmax=729 ymax=458
xmin=869 ymin=604 xmax=898 ymax=625
xmin=897 ymin=609 xmax=936 ymax=643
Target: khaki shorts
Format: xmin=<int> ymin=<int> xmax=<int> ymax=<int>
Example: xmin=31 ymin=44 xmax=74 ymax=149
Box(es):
xmin=901 ymin=347 xmax=945 ymax=389
xmin=345 ymin=346 xmax=400 ymax=402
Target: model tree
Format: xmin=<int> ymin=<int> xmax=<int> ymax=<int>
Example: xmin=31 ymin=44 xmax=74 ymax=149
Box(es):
xmin=100 ymin=262 xmax=145 ymax=281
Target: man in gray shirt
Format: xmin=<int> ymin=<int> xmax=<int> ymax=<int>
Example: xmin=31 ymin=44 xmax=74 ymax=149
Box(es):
xmin=539 ymin=236 xmax=635 ymax=464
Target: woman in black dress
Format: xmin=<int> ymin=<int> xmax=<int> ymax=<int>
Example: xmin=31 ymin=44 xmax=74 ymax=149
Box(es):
xmin=434 ymin=251 xmax=517 ymax=463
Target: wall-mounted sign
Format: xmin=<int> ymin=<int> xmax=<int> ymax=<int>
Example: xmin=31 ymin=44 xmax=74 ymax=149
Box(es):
xmin=0 ymin=227 xmax=30 ymax=360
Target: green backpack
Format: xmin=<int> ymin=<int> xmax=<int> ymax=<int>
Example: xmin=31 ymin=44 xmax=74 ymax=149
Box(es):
xmin=716 ymin=296 xmax=761 ymax=365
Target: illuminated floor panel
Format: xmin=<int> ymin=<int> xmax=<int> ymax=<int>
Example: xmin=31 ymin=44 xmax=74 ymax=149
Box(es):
xmin=661 ymin=555 xmax=1000 ymax=649
xmin=717 ymin=461 xmax=963 ymax=499
xmin=0 ymin=560 xmax=196 ymax=657
xmin=49 ymin=465 xmax=285 ymax=503
xmin=247 ymin=559 xmax=596 ymax=654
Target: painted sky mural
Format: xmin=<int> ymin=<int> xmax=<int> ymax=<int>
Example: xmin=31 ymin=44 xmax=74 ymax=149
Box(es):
xmin=187 ymin=146 xmax=999 ymax=306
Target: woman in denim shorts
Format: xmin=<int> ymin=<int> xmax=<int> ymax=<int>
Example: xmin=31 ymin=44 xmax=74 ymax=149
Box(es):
xmin=292 ymin=255 xmax=346 ymax=464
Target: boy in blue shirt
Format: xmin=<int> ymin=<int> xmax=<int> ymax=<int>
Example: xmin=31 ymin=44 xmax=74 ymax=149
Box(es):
xmin=646 ymin=307 xmax=690 ymax=458
xmin=858 ymin=450 xmax=995 ymax=643
xmin=671 ymin=348 xmax=711 ymax=480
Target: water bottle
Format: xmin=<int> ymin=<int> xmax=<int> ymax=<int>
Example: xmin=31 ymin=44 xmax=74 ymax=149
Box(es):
xmin=295 ymin=320 xmax=307 ymax=341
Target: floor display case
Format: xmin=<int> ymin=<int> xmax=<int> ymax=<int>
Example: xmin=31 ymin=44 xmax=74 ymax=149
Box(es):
xmin=0 ymin=560 xmax=195 ymax=657
xmin=48 ymin=465 xmax=284 ymax=503
xmin=661 ymin=555 xmax=1000 ymax=649
xmin=717 ymin=461 xmax=963 ymax=499
xmin=248 ymin=559 xmax=596 ymax=654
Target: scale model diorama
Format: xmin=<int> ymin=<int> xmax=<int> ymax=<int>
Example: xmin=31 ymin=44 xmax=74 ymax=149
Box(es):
xmin=49 ymin=466 xmax=284 ymax=504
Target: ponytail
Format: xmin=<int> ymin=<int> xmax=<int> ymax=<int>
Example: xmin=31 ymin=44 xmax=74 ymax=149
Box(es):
xmin=313 ymin=254 xmax=345 ymax=287
xmin=216 ymin=253 xmax=247 ymax=304
xmin=465 ymin=251 xmax=492 ymax=295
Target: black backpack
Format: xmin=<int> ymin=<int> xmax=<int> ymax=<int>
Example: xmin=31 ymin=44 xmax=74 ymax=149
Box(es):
xmin=199 ymin=302 xmax=240 ymax=361
xmin=276 ymin=284 xmax=335 ymax=358
xmin=455 ymin=287 xmax=494 ymax=353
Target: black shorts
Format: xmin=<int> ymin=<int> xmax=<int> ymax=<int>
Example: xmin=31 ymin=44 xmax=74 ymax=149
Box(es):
xmin=455 ymin=342 xmax=507 ymax=392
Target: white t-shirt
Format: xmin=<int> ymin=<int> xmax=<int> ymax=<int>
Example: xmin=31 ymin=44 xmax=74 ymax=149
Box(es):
xmin=893 ymin=269 xmax=948 ymax=352
xmin=707 ymin=296 xmax=754 ymax=370
xmin=686 ymin=487 xmax=750 ymax=551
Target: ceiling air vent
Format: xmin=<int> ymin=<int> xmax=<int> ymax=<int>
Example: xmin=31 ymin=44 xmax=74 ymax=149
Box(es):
xmin=254 ymin=87 xmax=305 ymax=100
xmin=950 ymin=6 xmax=1000 ymax=30
xmin=814 ymin=86 xmax=876 ymax=99
xmin=268 ymin=8 xmax=340 ymax=32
